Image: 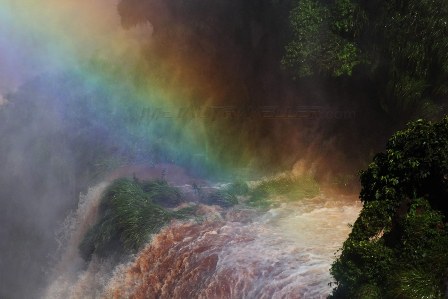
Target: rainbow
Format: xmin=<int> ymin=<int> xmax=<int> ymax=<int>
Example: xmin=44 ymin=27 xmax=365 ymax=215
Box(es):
xmin=0 ymin=0 xmax=265 ymax=179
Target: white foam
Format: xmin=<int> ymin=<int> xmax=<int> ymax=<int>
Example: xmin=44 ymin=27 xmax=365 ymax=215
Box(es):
xmin=45 ymin=189 xmax=361 ymax=298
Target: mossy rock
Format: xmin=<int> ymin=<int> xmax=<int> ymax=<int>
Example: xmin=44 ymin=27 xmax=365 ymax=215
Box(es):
xmin=79 ymin=178 xmax=191 ymax=261
xmin=226 ymin=181 xmax=250 ymax=196
xmin=205 ymin=190 xmax=238 ymax=207
xmin=140 ymin=179 xmax=182 ymax=207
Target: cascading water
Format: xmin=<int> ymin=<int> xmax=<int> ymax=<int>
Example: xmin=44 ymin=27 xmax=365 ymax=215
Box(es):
xmin=2 ymin=2 xmax=365 ymax=297
xmin=45 ymin=177 xmax=360 ymax=299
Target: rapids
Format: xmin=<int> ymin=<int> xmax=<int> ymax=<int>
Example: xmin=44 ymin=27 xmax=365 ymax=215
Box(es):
xmin=45 ymin=178 xmax=360 ymax=299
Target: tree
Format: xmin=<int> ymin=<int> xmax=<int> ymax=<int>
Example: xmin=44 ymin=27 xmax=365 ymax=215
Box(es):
xmin=282 ymin=0 xmax=361 ymax=77
xmin=283 ymin=0 xmax=448 ymax=116
xmin=330 ymin=117 xmax=448 ymax=298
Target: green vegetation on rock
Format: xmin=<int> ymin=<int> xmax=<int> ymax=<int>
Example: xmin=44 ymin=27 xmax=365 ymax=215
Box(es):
xmin=140 ymin=179 xmax=182 ymax=207
xmin=79 ymin=178 xmax=191 ymax=260
xmin=247 ymin=175 xmax=320 ymax=208
xmin=226 ymin=181 xmax=250 ymax=196
xmin=200 ymin=181 xmax=249 ymax=208
xmin=205 ymin=190 xmax=239 ymax=208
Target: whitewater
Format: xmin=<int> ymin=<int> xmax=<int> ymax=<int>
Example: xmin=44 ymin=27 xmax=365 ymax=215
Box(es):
xmin=45 ymin=173 xmax=360 ymax=299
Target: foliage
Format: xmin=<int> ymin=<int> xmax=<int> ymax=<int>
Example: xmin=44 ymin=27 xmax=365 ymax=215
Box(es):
xmin=256 ymin=175 xmax=319 ymax=200
xmin=247 ymin=187 xmax=273 ymax=209
xmin=359 ymin=117 xmax=448 ymax=216
xmin=225 ymin=181 xmax=250 ymax=196
xmin=204 ymin=190 xmax=239 ymax=208
xmin=140 ymin=179 xmax=182 ymax=207
xmin=354 ymin=284 xmax=382 ymax=299
xmin=330 ymin=239 xmax=393 ymax=297
xmin=330 ymin=118 xmax=448 ymax=298
xmin=283 ymin=0 xmax=448 ymax=115
xmin=348 ymin=200 xmax=393 ymax=241
xmin=388 ymin=268 xmax=443 ymax=299
xmin=282 ymin=0 xmax=360 ymax=77
xmin=79 ymin=178 xmax=189 ymax=260
xmin=247 ymin=175 xmax=320 ymax=208
xmin=331 ymin=198 xmax=448 ymax=298
xmin=201 ymin=181 xmax=250 ymax=208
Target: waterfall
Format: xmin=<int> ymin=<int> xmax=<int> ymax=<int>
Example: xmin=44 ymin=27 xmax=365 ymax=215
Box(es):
xmin=45 ymin=182 xmax=360 ymax=299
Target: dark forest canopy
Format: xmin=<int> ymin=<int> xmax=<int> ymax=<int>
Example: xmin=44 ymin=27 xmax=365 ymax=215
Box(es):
xmin=118 ymin=0 xmax=448 ymax=119
xmin=283 ymin=0 xmax=448 ymax=118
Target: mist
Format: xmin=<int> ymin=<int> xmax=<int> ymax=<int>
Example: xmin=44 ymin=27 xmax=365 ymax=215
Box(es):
xmin=0 ymin=0 xmax=442 ymax=298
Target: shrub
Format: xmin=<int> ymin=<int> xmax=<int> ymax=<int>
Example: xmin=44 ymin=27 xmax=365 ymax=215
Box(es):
xmin=247 ymin=187 xmax=272 ymax=209
xmin=261 ymin=175 xmax=319 ymax=199
xmin=225 ymin=181 xmax=250 ymax=196
xmin=359 ymin=117 xmax=448 ymax=216
xmin=205 ymin=190 xmax=238 ymax=208
xmin=388 ymin=268 xmax=443 ymax=299
xmin=247 ymin=175 xmax=320 ymax=208
xmin=330 ymin=117 xmax=448 ymax=298
xmin=140 ymin=179 xmax=182 ymax=207
xmin=283 ymin=0 xmax=448 ymax=116
xmin=79 ymin=178 xmax=189 ymax=260
xmin=354 ymin=284 xmax=382 ymax=299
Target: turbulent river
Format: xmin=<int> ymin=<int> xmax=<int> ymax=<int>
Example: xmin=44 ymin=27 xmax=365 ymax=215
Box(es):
xmin=45 ymin=179 xmax=361 ymax=299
